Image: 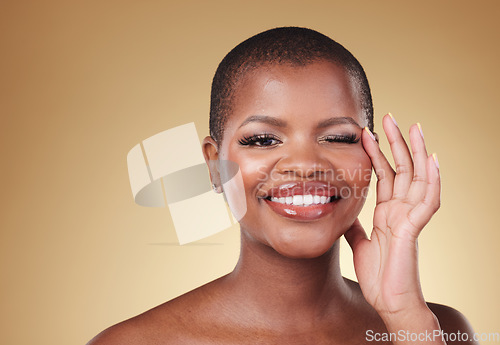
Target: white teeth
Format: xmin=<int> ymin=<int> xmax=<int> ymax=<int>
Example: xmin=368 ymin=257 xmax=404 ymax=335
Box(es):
xmin=269 ymin=194 xmax=333 ymax=206
xmin=303 ymin=194 xmax=313 ymax=206
xmin=292 ymin=195 xmax=303 ymax=205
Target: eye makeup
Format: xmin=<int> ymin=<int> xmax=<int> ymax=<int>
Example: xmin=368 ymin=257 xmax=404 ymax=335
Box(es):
xmin=318 ymin=133 xmax=360 ymax=144
xmin=238 ymin=131 xmax=360 ymax=147
xmin=238 ymin=133 xmax=282 ymax=147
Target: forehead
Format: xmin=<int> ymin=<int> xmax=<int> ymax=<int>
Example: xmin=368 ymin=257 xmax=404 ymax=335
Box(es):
xmin=227 ymin=61 xmax=363 ymax=129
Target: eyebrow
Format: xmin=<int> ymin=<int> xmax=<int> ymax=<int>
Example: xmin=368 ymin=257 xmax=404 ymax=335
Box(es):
xmin=238 ymin=115 xmax=287 ymax=128
xmin=317 ymin=116 xmax=361 ymax=129
xmin=238 ymin=115 xmax=361 ymax=129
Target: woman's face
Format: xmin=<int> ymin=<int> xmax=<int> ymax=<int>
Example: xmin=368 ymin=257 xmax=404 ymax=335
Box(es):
xmin=209 ymin=61 xmax=372 ymax=259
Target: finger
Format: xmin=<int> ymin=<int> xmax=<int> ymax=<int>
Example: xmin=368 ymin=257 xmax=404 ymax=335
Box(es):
xmin=383 ymin=113 xmax=414 ymax=199
xmin=407 ymin=123 xmax=429 ymax=204
xmin=344 ymin=218 xmax=369 ymax=253
xmin=407 ymin=153 xmax=441 ymax=233
xmin=362 ymin=127 xmax=395 ymax=204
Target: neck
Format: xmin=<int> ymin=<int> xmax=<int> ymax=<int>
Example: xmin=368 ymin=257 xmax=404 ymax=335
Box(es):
xmin=223 ymin=231 xmax=352 ymax=328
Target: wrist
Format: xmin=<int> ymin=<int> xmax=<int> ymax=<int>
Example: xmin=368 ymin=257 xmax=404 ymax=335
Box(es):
xmin=382 ymin=304 xmax=437 ymax=328
xmin=380 ymin=306 xmax=445 ymax=345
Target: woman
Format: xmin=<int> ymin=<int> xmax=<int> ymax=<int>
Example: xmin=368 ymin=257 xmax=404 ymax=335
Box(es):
xmin=89 ymin=27 xmax=476 ymax=344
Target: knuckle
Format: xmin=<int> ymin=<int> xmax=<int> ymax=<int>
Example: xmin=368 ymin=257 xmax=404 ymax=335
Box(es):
xmin=395 ymin=163 xmax=412 ymax=175
xmin=375 ymin=168 xmax=390 ymax=181
xmin=412 ymin=175 xmax=427 ymax=183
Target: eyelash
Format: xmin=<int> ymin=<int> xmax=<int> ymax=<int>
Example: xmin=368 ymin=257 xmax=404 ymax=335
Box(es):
xmin=319 ymin=133 xmax=360 ymax=144
xmin=238 ymin=133 xmax=360 ymax=147
xmin=238 ymin=134 xmax=281 ymax=147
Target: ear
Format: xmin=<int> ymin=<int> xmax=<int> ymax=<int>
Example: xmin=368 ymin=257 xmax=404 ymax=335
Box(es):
xmin=202 ymin=136 xmax=222 ymax=193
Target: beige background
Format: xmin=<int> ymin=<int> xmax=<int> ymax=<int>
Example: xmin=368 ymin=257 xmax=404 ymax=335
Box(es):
xmin=1 ymin=1 xmax=499 ymax=344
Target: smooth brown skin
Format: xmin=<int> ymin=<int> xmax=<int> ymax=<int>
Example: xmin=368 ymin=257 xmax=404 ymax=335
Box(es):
xmin=88 ymin=62 xmax=476 ymax=344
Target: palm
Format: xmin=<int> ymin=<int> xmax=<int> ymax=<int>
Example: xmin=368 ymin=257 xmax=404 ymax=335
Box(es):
xmin=345 ymin=115 xmax=441 ymax=316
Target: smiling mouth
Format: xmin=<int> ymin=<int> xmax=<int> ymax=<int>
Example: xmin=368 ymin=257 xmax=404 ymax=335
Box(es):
xmin=265 ymin=195 xmax=340 ymax=207
xmin=263 ymin=194 xmax=340 ymax=221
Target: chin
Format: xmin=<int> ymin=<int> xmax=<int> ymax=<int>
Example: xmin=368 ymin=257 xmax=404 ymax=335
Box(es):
xmin=267 ymin=227 xmax=340 ymax=259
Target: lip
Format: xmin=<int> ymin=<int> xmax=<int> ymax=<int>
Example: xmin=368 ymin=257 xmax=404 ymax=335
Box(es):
xmin=261 ymin=181 xmax=341 ymax=221
xmin=263 ymin=197 xmax=339 ymax=221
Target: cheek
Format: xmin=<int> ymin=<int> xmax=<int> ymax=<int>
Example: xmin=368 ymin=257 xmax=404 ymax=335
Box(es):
xmin=221 ymin=166 xmax=247 ymax=221
xmin=335 ymin=150 xmax=372 ymax=197
xmin=221 ymin=150 xmax=276 ymax=221
xmin=239 ymin=157 xmax=271 ymax=189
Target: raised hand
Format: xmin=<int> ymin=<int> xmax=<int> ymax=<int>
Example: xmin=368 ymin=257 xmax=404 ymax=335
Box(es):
xmin=345 ymin=113 xmax=441 ymax=319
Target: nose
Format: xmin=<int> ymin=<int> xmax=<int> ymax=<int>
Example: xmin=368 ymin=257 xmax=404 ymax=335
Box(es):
xmin=274 ymin=140 xmax=332 ymax=179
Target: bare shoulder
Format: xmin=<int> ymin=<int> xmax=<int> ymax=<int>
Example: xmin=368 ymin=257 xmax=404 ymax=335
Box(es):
xmin=427 ymin=302 xmax=479 ymax=345
xmin=86 ymin=317 xmax=150 ymax=345
xmin=86 ymin=301 xmax=193 ymax=345
xmin=87 ymin=276 xmax=229 ymax=345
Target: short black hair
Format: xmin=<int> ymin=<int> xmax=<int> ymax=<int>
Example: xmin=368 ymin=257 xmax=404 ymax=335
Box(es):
xmin=209 ymin=26 xmax=373 ymax=143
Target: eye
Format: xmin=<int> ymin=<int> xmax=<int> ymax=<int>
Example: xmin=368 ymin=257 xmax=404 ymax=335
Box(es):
xmin=238 ymin=134 xmax=282 ymax=147
xmin=319 ymin=133 xmax=360 ymax=144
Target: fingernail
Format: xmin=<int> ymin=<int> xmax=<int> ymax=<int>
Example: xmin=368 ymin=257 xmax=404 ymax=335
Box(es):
xmin=388 ymin=112 xmax=398 ymax=127
xmin=417 ymin=122 xmax=424 ymax=139
xmin=432 ymin=153 xmax=439 ymax=169
xmin=364 ymin=127 xmax=376 ymax=141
